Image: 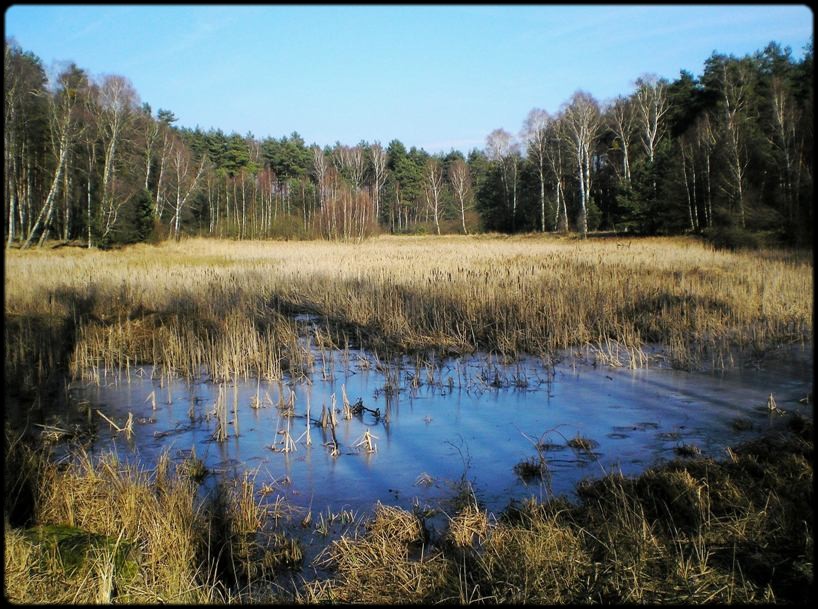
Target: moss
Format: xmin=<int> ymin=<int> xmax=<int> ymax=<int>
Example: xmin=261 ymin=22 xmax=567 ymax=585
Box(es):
xmin=22 ymin=523 xmax=139 ymax=581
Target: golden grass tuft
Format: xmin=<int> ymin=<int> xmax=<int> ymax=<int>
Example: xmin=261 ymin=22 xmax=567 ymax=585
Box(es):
xmin=305 ymin=503 xmax=450 ymax=603
xmin=447 ymin=502 xmax=491 ymax=548
xmin=364 ymin=502 xmax=425 ymax=544
xmin=478 ymin=503 xmax=590 ymax=603
xmin=3 ymin=444 xmax=215 ymax=603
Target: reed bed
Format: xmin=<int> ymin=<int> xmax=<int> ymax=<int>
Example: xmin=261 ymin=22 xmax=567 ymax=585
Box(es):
xmin=3 ymin=436 xmax=303 ymax=604
xmin=4 ymin=443 xmax=216 ymax=603
xmin=4 ymin=235 xmax=812 ymax=388
xmin=5 ymin=417 xmax=812 ymax=604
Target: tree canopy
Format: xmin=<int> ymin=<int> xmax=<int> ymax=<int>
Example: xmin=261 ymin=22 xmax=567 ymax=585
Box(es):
xmin=4 ymin=37 xmax=812 ymax=247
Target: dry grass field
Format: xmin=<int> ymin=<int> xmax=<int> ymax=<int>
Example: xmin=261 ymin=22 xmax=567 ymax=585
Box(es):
xmin=4 ymin=234 xmax=812 ymax=391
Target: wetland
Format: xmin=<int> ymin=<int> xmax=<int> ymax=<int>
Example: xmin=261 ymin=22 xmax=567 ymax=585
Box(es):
xmin=4 ymin=235 xmax=813 ymax=603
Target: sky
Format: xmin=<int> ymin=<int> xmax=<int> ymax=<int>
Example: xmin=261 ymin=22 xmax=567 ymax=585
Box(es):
xmin=4 ymin=4 xmax=814 ymax=154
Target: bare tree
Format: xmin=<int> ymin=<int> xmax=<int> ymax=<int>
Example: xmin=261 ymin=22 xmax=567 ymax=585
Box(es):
xmin=347 ymin=145 xmax=366 ymax=192
xmin=312 ymin=145 xmax=328 ymax=208
xmin=678 ymin=135 xmax=698 ymax=231
xmin=80 ymin=82 xmax=99 ymax=248
xmin=370 ymin=142 xmax=387 ymax=224
xmin=331 ymin=144 xmax=365 ymax=192
xmin=634 ymin=75 xmax=670 ymax=166
xmin=95 ymin=74 xmax=138 ymax=241
xmin=485 ymin=128 xmax=520 ymax=226
xmin=769 ymin=75 xmax=799 ymax=222
xmin=448 ymin=157 xmax=472 ymax=234
xmin=23 ymin=65 xmax=86 ymax=248
xmin=152 ymin=111 xmax=177 ymax=220
xmin=168 ymin=135 xmax=207 ymax=240
xmin=140 ymin=106 xmax=159 ymax=192
xmin=607 ymin=95 xmax=636 ymax=183
xmin=717 ymin=61 xmax=752 ymax=228
xmin=562 ymin=91 xmax=602 ymax=238
xmin=693 ymin=113 xmax=716 ymax=228
xmin=423 ymin=157 xmax=444 ymax=235
xmin=521 ymin=108 xmax=550 ymax=232
xmin=544 ymin=115 xmax=569 ymax=232
xmin=4 ymin=43 xmax=24 ymax=246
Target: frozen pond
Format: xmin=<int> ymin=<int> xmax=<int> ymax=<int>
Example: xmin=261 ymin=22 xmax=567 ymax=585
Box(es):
xmin=56 ymin=342 xmax=813 ymax=517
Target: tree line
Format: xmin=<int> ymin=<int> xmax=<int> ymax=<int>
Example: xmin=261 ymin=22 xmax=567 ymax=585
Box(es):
xmin=4 ymin=37 xmax=812 ymax=248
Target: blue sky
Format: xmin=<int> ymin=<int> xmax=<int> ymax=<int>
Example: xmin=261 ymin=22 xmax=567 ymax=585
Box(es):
xmin=4 ymin=4 xmax=813 ymax=154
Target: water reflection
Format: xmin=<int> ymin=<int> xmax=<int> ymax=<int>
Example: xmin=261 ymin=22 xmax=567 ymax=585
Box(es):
xmin=58 ymin=343 xmax=812 ymax=515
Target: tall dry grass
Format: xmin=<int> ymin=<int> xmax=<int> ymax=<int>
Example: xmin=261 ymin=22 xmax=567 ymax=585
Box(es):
xmin=5 ymin=235 xmax=812 ymax=388
xmin=2 ymin=435 xmax=303 ymax=603
xmin=4 ymin=442 xmax=216 ymax=603
xmin=5 ymin=418 xmax=813 ymax=604
xmin=302 ymin=417 xmax=812 ymax=604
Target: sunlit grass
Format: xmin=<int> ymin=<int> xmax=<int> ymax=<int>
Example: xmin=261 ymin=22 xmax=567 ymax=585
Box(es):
xmin=4 ymin=234 xmax=812 ymax=390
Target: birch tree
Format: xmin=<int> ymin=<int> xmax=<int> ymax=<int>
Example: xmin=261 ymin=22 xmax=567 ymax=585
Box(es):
xmin=139 ymin=104 xmax=159 ymax=192
xmin=717 ymin=60 xmax=752 ymax=228
xmin=22 ymin=65 xmax=86 ymax=247
xmin=448 ymin=157 xmax=472 ymax=234
xmin=544 ymin=115 xmax=569 ymax=232
xmin=153 ymin=109 xmax=177 ymax=220
xmin=423 ymin=157 xmax=444 ymax=235
xmin=4 ymin=43 xmax=23 ymax=246
xmin=693 ymin=112 xmax=716 ymax=228
xmin=607 ymin=95 xmax=636 ymax=183
xmin=370 ymin=142 xmax=387 ymax=223
xmin=332 ymin=144 xmax=365 ymax=191
xmin=562 ymin=91 xmax=602 ymax=238
xmin=678 ymin=135 xmax=698 ymax=231
xmin=95 ymin=74 xmax=138 ymax=241
xmin=634 ymin=75 xmax=670 ymax=166
xmin=521 ymin=108 xmax=550 ymax=232
xmin=347 ymin=145 xmax=366 ymax=192
xmin=5 ymin=41 xmax=48 ymax=247
xmin=168 ymin=135 xmax=207 ymax=240
xmin=485 ymin=128 xmax=520 ymax=227
xmin=769 ymin=75 xmax=799 ymax=222
xmin=312 ymin=145 xmax=328 ymax=208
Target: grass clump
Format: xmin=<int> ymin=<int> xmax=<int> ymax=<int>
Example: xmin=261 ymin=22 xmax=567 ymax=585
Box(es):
xmin=477 ymin=500 xmax=590 ymax=603
xmin=2 ymin=437 xmax=298 ymax=604
xmin=303 ymin=503 xmax=452 ymax=604
xmin=513 ymin=455 xmax=548 ymax=482
xmin=28 ymin=448 xmax=213 ymax=603
xmin=308 ymin=421 xmax=811 ymax=604
xmin=447 ymin=501 xmax=491 ymax=548
xmin=567 ymin=434 xmax=599 ymax=451
xmin=4 ymin=524 xmax=138 ymax=604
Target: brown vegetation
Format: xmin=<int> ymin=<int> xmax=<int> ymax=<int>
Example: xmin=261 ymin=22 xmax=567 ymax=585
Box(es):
xmin=4 ymin=234 xmax=813 ymax=603
xmin=4 ymin=235 xmax=812 ymax=397
xmin=5 ymin=416 xmax=812 ymax=604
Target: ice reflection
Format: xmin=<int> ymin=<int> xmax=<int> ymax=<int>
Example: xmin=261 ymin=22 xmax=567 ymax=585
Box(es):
xmin=61 ymin=343 xmax=812 ymax=515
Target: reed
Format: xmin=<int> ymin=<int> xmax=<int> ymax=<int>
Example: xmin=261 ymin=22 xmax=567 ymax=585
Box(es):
xmin=353 ymin=429 xmax=378 ymax=454
xmin=341 ymin=384 xmax=352 ymax=420
xmin=212 ymin=384 xmax=228 ymax=442
xmin=302 ymin=391 xmax=312 ymax=447
xmin=275 ymin=416 xmax=296 ymax=453
xmin=4 ymin=236 xmax=811 ymax=393
xmin=95 ymin=410 xmax=133 ymax=441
